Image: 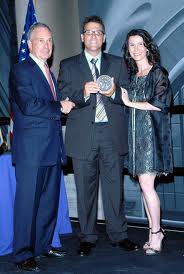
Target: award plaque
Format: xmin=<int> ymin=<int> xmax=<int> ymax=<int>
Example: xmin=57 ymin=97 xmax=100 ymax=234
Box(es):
xmin=97 ymin=75 xmax=113 ymax=94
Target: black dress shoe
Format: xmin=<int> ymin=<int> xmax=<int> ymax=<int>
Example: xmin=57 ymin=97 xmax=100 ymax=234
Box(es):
xmin=110 ymin=238 xmax=140 ymax=251
xmin=78 ymin=241 xmax=96 ymax=256
xmin=42 ymin=248 xmax=67 ymax=258
xmin=16 ymin=258 xmax=41 ymax=272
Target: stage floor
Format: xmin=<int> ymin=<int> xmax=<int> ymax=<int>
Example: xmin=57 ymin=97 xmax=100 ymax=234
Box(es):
xmin=0 ymin=222 xmax=184 ymax=274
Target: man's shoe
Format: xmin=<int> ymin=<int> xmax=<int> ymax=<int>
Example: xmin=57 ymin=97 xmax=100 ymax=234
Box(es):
xmin=78 ymin=241 xmax=96 ymax=256
xmin=42 ymin=248 xmax=67 ymax=258
xmin=110 ymin=238 xmax=140 ymax=251
xmin=16 ymin=258 xmax=41 ymax=272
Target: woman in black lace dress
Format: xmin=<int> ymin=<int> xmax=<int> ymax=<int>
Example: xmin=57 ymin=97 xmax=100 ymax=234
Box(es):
xmin=121 ymin=29 xmax=173 ymax=255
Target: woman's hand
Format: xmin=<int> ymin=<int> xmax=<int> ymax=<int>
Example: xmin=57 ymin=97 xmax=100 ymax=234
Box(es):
xmin=121 ymin=87 xmax=161 ymax=111
xmin=121 ymin=87 xmax=130 ymax=106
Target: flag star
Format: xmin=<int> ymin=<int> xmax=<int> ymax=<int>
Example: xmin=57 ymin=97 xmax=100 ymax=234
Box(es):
xmin=21 ymin=49 xmax=26 ymax=53
xmin=22 ymin=40 xmax=26 ymax=44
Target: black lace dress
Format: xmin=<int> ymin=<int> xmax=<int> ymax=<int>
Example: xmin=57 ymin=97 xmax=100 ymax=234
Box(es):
xmin=127 ymin=66 xmax=173 ymax=177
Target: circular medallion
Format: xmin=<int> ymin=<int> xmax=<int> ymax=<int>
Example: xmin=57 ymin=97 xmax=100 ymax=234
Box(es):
xmin=97 ymin=75 xmax=112 ymax=94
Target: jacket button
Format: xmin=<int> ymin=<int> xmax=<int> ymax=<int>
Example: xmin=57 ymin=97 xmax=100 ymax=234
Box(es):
xmin=91 ymin=121 xmax=94 ymax=124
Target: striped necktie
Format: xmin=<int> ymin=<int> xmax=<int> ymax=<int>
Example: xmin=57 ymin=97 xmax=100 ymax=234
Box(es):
xmin=90 ymin=58 xmax=107 ymax=122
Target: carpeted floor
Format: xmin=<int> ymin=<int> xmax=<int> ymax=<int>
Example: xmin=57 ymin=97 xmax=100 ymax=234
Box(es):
xmin=0 ymin=222 xmax=184 ymax=274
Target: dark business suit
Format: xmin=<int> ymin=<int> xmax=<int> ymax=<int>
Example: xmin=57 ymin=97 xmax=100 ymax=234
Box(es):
xmin=58 ymin=52 xmax=129 ymax=242
xmin=10 ymin=56 xmax=64 ymax=263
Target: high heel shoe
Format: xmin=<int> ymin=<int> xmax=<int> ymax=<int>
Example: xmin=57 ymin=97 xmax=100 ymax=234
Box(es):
xmin=145 ymin=228 xmax=166 ymax=256
xmin=160 ymin=227 xmax=166 ymax=237
xmin=143 ymin=228 xmax=151 ymax=250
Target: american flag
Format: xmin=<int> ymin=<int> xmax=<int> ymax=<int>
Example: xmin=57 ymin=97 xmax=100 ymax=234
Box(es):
xmin=18 ymin=0 xmax=37 ymax=62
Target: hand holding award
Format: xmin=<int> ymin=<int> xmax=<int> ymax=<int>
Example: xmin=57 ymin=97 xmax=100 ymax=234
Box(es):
xmin=97 ymin=75 xmax=115 ymax=96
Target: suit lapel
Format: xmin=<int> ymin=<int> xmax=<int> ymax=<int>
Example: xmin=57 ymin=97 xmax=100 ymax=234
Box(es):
xmin=27 ymin=56 xmax=56 ymax=100
xmin=78 ymin=52 xmax=94 ymax=81
xmin=100 ymin=53 xmax=110 ymax=76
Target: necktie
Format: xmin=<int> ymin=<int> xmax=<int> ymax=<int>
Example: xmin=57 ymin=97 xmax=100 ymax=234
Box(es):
xmin=44 ymin=63 xmax=57 ymax=100
xmin=90 ymin=58 xmax=99 ymax=81
xmin=90 ymin=58 xmax=107 ymax=122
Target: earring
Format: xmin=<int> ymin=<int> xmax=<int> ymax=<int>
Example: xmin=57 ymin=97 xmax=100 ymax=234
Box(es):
xmin=146 ymin=50 xmax=149 ymax=56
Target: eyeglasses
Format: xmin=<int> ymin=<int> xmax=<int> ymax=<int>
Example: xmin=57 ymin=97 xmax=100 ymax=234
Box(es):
xmin=83 ymin=30 xmax=104 ymax=37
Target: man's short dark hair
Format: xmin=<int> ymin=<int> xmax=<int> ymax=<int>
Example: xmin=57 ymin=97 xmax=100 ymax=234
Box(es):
xmin=82 ymin=15 xmax=105 ymax=34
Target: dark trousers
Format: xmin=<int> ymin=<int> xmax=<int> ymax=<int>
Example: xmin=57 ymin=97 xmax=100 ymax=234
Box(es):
xmin=13 ymin=162 xmax=61 ymax=263
xmin=72 ymin=123 xmax=127 ymax=243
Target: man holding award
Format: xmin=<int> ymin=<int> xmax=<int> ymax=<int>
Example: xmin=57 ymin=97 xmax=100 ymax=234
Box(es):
xmin=58 ymin=15 xmax=139 ymax=256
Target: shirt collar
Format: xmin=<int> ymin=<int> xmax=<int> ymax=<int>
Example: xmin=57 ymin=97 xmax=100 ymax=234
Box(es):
xmin=84 ymin=50 xmax=102 ymax=67
xmin=29 ymin=53 xmax=45 ymax=68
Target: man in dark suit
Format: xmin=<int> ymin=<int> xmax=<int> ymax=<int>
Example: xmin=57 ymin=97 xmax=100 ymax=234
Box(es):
xmin=10 ymin=23 xmax=75 ymax=271
xmin=57 ymin=15 xmax=140 ymax=256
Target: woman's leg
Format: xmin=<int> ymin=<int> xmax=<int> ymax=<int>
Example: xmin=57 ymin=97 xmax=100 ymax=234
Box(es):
xmin=138 ymin=174 xmax=164 ymax=251
xmin=142 ymin=193 xmax=152 ymax=247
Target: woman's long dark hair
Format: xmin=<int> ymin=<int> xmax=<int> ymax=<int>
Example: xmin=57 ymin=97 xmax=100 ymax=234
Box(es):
xmin=123 ymin=29 xmax=160 ymax=76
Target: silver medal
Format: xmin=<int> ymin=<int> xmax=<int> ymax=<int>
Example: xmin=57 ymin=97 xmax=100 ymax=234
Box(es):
xmin=97 ymin=75 xmax=113 ymax=94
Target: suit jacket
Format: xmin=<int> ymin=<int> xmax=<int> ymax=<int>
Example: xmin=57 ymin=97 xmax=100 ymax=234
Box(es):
xmin=10 ymin=56 xmax=65 ymax=166
xmin=57 ymin=52 xmax=129 ymax=159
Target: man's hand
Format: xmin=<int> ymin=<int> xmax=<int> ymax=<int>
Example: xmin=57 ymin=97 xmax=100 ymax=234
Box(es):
xmin=84 ymin=81 xmax=99 ymax=96
xmin=60 ymin=100 xmax=75 ymax=114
